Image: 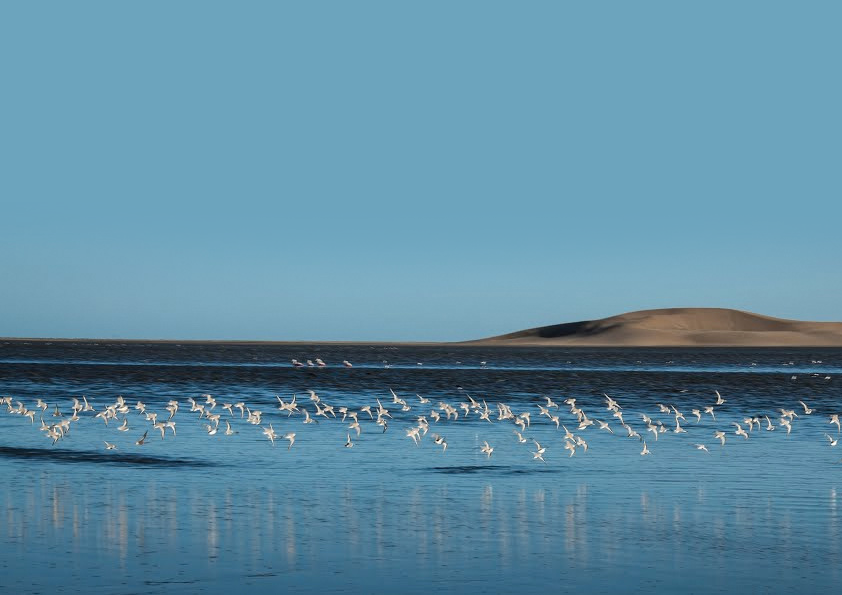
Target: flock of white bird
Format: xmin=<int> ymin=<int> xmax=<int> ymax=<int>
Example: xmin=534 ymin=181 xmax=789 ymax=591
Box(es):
xmin=2 ymin=383 xmax=841 ymax=462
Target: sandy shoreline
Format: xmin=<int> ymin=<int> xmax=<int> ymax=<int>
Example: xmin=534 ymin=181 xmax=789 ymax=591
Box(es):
xmin=3 ymin=309 xmax=842 ymax=348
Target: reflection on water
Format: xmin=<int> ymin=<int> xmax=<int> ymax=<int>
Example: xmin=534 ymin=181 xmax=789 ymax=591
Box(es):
xmin=3 ymin=472 xmax=841 ymax=593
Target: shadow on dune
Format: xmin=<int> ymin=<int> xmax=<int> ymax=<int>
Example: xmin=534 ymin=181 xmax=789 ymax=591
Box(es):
xmin=532 ymin=320 xmax=621 ymax=339
xmin=0 ymin=445 xmax=215 ymax=468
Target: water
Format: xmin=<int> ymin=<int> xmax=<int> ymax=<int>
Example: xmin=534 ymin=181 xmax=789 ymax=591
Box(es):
xmin=1 ymin=341 xmax=840 ymax=593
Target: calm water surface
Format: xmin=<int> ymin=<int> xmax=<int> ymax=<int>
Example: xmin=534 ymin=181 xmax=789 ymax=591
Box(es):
xmin=1 ymin=342 xmax=840 ymax=593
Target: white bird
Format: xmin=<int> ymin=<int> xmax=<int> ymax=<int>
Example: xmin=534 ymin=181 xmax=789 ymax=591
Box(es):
xmin=513 ymin=430 xmax=527 ymax=444
xmin=640 ymin=441 xmax=651 ymax=456
xmin=344 ymin=433 xmax=354 ymax=448
xmin=104 ymin=441 xmax=117 ymax=450
xmin=432 ymin=434 xmax=447 ymax=453
xmin=262 ymin=424 xmax=278 ymax=446
xmin=342 ymin=360 xmax=353 ymax=367
xmin=826 ymin=434 xmax=838 ymax=447
xmin=117 ymin=418 xmax=129 ymax=432
xmin=562 ymin=425 xmax=575 ymax=442
xmin=780 ymin=418 xmax=792 ymax=436
xmin=714 ymin=431 xmax=726 ymax=446
xmin=604 ymin=393 xmax=621 ymax=410
xmin=798 ymin=400 xmax=813 ymax=415
xmin=135 ymin=430 xmax=149 ymax=446
xmin=564 ymin=441 xmax=576 ymax=457
xmin=831 ymin=414 xmax=841 ymax=433
xmin=283 ymin=433 xmax=296 ymax=450
xmin=780 ymin=408 xmax=798 ymax=420
xmin=671 ymin=405 xmax=686 ymax=422
xmin=715 ymin=390 xmax=725 ymax=405
xmin=480 ymin=441 xmax=493 ymax=458
xmin=694 ymin=444 xmax=709 ymax=453
xmin=734 ymin=423 xmax=749 ymax=439
xmin=406 ymin=427 xmax=421 ymax=446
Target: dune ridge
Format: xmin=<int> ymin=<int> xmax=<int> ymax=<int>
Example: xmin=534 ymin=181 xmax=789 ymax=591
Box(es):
xmin=472 ymin=308 xmax=842 ymax=347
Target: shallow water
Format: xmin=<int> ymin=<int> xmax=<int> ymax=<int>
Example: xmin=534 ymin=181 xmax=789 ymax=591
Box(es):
xmin=1 ymin=342 xmax=840 ymax=593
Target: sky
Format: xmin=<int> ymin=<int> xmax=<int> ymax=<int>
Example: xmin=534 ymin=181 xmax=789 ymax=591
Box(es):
xmin=1 ymin=1 xmax=840 ymax=342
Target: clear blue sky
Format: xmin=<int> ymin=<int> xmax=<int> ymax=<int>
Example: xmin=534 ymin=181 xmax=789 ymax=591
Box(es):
xmin=1 ymin=1 xmax=840 ymax=341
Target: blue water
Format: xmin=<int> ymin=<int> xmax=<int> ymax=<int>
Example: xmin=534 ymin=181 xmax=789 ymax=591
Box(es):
xmin=1 ymin=342 xmax=840 ymax=593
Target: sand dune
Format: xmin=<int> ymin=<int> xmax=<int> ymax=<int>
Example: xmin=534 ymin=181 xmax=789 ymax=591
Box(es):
xmin=471 ymin=308 xmax=842 ymax=347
